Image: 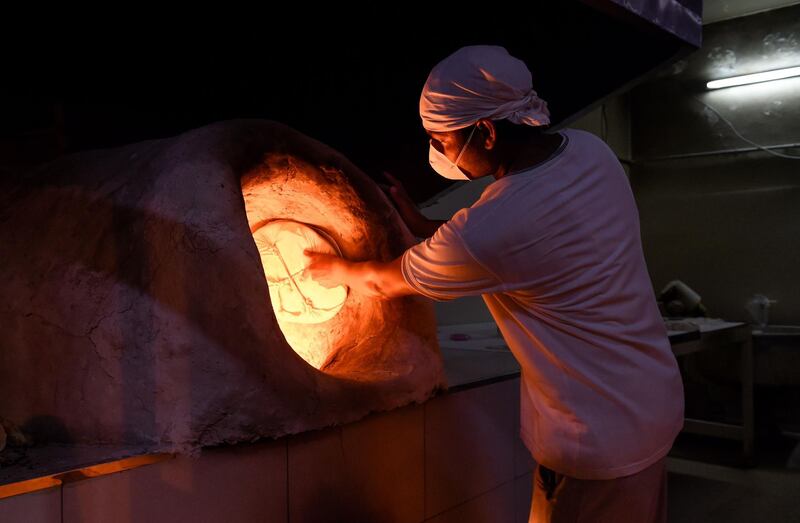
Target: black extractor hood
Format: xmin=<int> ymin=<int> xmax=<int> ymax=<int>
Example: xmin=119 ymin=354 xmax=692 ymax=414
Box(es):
xmin=1 ymin=1 xmax=702 ymax=200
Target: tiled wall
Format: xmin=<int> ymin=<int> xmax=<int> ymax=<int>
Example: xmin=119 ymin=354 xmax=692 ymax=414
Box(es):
xmin=0 ymin=487 xmax=61 ymax=523
xmin=0 ymin=377 xmax=533 ymax=523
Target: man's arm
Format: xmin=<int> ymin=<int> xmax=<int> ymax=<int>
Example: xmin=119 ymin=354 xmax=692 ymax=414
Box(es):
xmin=382 ymin=172 xmax=446 ymax=238
xmin=304 ymin=251 xmax=418 ymax=299
xmin=306 ymin=214 xmax=504 ymax=302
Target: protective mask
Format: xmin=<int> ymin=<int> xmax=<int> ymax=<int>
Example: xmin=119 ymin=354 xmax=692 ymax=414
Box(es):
xmin=428 ymin=125 xmax=477 ymax=181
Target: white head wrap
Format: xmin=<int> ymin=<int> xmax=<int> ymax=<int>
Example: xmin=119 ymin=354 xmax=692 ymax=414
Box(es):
xmin=420 ymin=45 xmax=550 ymax=132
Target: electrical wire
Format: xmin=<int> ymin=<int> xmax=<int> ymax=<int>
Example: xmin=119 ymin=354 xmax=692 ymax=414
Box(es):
xmin=692 ymin=97 xmax=800 ymax=160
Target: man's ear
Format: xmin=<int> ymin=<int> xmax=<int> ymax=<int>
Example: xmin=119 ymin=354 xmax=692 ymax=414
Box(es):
xmin=476 ymin=119 xmax=497 ymax=150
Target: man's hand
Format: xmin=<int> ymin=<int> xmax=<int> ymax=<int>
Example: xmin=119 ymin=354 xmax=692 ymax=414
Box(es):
xmin=380 ymin=171 xmax=445 ymax=238
xmin=304 ymin=249 xmax=417 ymax=300
xmin=303 ymin=250 xmax=347 ymax=289
xmin=382 ymin=171 xmax=416 ymax=211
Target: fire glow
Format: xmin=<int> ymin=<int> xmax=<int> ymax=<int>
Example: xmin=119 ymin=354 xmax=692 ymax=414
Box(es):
xmin=253 ymin=220 xmax=348 ymax=368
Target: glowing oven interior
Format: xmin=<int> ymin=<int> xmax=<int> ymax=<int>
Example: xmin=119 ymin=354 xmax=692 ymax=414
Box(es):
xmin=253 ymin=220 xmax=348 ymax=368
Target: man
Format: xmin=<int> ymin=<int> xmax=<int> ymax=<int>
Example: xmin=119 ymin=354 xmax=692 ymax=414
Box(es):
xmin=306 ymin=45 xmax=683 ymax=522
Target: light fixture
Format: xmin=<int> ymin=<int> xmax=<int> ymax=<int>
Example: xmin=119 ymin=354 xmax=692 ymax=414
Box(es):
xmin=707 ymin=66 xmax=800 ymax=89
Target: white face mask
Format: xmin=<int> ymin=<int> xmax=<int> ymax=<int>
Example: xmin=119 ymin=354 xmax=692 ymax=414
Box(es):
xmin=428 ymin=126 xmax=477 ymax=181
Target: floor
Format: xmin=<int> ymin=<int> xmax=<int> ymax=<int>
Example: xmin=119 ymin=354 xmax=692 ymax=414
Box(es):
xmin=667 ymin=433 xmax=800 ymax=522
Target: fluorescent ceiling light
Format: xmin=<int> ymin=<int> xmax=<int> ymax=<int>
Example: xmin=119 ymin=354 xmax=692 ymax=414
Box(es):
xmin=707 ymin=66 xmax=800 ymax=89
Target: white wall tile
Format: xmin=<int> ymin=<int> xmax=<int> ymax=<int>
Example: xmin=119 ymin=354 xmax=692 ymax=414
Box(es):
xmin=288 ymin=404 xmax=424 ymax=523
xmin=0 ymin=487 xmax=61 ymax=523
xmin=63 ymin=440 xmax=287 ymax=523
xmin=425 ymin=379 xmax=516 ymax=517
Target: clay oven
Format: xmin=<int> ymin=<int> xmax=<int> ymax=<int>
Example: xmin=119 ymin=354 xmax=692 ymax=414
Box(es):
xmin=0 ymin=120 xmax=446 ymax=451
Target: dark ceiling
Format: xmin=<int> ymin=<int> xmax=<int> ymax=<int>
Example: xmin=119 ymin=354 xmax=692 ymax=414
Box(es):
xmin=1 ymin=2 xmax=699 ymax=200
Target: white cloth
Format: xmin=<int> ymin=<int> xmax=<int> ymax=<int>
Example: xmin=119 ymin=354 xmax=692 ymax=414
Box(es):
xmin=420 ymin=45 xmax=550 ymax=132
xmin=401 ymin=129 xmax=684 ymax=480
